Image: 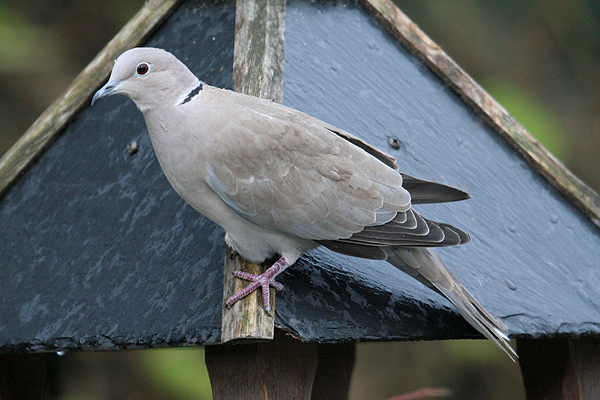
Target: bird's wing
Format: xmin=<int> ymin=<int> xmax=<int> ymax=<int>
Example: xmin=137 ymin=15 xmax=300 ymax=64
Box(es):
xmin=318 ymin=209 xmax=471 ymax=260
xmin=400 ymin=174 xmax=470 ymax=204
xmin=203 ymin=87 xmax=411 ymax=241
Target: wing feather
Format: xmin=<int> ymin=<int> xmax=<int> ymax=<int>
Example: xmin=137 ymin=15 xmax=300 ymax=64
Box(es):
xmin=205 ymin=89 xmax=411 ymax=240
xmin=401 ymin=173 xmax=469 ymax=204
xmin=318 ymin=211 xmax=471 ymax=256
xmin=202 ymin=86 xmax=470 ymax=246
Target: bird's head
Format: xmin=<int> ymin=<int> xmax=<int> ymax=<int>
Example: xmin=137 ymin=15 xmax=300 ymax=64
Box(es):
xmin=92 ymin=47 xmax=201 ymax=112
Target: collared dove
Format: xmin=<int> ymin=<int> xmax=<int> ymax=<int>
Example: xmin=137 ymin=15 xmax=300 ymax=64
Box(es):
xmin=92 ymin=47 xmax=516 ymax=359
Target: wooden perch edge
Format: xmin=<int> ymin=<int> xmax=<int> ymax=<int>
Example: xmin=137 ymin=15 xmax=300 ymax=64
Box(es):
xmin=220 ymin=0 xmax=286 ymax=343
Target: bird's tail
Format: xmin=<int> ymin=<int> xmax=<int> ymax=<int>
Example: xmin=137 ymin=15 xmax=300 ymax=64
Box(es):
xmin=384 ymin=247 xmax=517 ymax=361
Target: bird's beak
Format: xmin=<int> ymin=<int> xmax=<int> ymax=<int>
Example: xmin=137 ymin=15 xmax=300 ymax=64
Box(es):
xmin=91 ymin=80 xmax=120 ymax=105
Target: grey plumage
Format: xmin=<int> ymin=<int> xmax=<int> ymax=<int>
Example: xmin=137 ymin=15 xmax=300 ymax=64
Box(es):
xmin=92 ymin=47 xmax=516 ymax=360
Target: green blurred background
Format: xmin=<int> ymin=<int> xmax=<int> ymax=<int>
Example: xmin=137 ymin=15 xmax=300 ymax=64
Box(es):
xmin=2 ymin=0 xmax=599 ymax=399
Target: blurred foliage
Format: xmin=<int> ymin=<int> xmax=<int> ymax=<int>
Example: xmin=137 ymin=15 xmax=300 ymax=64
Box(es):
xmin=53 ymin=348 xmax=212 ymax=400
xmin=351 ymin=340 xmax=524 ymax=400
xmin=483 ymin=79 xmax=569 ymax=160
xmin=52 ymin=340 xmax=522 ymax=400
xmin=138 ymin=348 xmax=212 ymax=400
xmin=0 ymin=5 xmax=62 ymax=74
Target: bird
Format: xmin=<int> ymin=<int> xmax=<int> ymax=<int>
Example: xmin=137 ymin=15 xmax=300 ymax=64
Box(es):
xmin=92 ymin=47 xmax=516 ymax=360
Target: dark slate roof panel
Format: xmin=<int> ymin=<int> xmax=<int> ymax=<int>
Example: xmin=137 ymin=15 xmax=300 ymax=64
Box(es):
xmin=0 ymin=0 xmax=235 ymax=352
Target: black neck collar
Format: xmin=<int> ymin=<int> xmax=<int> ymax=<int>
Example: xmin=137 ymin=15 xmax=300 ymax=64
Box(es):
xmin=181 ymin=82 xmax=203 ymax=104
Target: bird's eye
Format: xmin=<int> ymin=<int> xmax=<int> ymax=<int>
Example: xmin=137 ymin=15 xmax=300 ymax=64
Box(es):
xmin=136 ymin=62 xmax=150 ymax=76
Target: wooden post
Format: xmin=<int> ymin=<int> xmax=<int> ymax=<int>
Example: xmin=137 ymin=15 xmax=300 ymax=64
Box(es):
xmin=212 ymin=2 xmax=358 ymax=397
xmin=221 ymin=0 xmax=286 ymax=342
xmin=233 ymin=0 xmax=285 ymax=104
xmin=311 ymin=343 xmax=356 ymax=400
xmin=564 ymin=338 xmax=600 ymax=397
xmin=221 ymin=248 xmax=276 ymax=341
xmin=518 ymin=337 xmax=600 ymax=399
xmin=207 ymin=329 xmax=356 ymax=400
xmin=206 ymin=330 xmax=318 ymax=400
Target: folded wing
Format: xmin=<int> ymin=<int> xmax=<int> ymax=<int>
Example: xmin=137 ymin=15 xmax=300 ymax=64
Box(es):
xmin=204 ymin=88 xmax=413 ymax=241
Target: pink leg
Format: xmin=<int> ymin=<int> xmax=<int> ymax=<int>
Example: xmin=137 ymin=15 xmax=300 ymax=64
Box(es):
xmin=225 ymin=257 xmax=289 ymax=314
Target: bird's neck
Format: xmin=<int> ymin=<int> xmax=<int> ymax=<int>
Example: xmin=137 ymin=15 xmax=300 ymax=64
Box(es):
xmin=175 ymin=79 xmax=203 ymax=106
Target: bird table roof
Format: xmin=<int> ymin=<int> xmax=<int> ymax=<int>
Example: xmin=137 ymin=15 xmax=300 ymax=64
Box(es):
xmin=1 ymin=0 xmax=599 ymax=353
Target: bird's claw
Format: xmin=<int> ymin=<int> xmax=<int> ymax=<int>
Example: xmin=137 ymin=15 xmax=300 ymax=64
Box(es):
xmin=225 ymin=257 xmax=288 ymax=312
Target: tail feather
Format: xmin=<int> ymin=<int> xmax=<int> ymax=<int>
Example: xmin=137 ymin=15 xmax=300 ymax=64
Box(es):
xmin=385 ymin=247 xmax=517 ymax=361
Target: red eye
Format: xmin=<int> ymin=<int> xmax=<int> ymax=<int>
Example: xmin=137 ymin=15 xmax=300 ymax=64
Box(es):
xmin=136 ymin=62 xmax=149 ymax=75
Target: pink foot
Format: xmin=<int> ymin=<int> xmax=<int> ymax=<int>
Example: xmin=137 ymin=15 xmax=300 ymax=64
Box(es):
xmin=225 ymin=257 xmax=289 ymax=314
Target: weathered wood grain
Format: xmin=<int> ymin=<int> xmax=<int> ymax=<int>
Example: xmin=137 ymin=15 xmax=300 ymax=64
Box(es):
xmin=221 ymin=0 xmax=286 ymax=342
xmin=233 ymin=0 xmax=286 ymax=103
xmin=360 ymin=0 xmax=600 ymax=230
xmin=220 ymin=248 xmax=276 ymax=342
xmin=518 ymin=338 xmax=600 ymax=399
xmin=206 ymin=330 xmax=318 ymax=400
xmin=0 ymin=0 xmax=181 ymax=199
xmin=311 ymin=343 xmax=356 ymax=400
